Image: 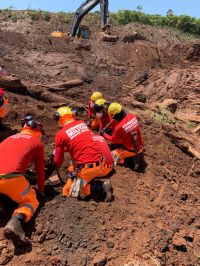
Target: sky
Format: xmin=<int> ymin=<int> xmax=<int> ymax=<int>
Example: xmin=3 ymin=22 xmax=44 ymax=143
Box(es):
xmin=0 ymin=0 xmax=199 ymax=18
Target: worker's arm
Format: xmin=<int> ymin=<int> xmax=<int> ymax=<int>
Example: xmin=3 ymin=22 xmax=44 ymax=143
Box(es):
xmin=35 ymin=143 xmax=45 ymax=194
xmin=88 ymin=101 xmax=93 ymax=118
xmin=54 ymin=132 xmax=66 ymax=167
xmin=104 ymin=126 xmax=123 ymax=144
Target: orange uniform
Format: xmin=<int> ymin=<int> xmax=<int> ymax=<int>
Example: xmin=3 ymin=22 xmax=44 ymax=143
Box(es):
xmin=54 ymin=120 xmax=112 ymax=198
xmin=0 ymin=133 xmax=45 ymax=221
xmin=0 ymin=96 xmax=8 ymax=119
xmin=92 ymin=134 xmax=113 ymax=177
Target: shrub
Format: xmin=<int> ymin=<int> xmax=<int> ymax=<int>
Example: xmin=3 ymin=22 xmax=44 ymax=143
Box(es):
xmin=110 ymin=9 xmax=200 ymax=36
xmin=42 ymin=11 xmax=51 ymax=22
xmin=58 ymin=11 xmax=72 ymax=24
xmin=28 ymin=10 xmax=41 ymax=21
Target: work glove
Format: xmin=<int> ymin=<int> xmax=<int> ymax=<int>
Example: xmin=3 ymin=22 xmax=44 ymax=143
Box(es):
xmin=86 ymin=120 xmax=92 ymax=128
xmin=100 ymin=129 xmax=105 ymax=136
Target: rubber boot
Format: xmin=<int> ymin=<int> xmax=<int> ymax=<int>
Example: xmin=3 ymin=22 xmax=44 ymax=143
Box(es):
xmin=3 ymin=214 xmax=31 ymax=247
xmin=133 ymin=153 xmax=144 ymax=172
xmin=91 ymin=180 xmax=113 ymax=202
xmin=102 ymin=180 xmax=113 ymax=202
xmin=0 ymin=201 xmax=4 ymax=216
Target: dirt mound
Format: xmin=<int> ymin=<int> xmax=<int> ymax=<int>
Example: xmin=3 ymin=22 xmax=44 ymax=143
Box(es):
xmin=0 ymin=11 xmax=200 ymax=266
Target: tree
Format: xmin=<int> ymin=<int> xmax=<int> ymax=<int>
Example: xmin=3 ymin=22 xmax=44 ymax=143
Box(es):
xmin=167 ymin=9 xmax=174 ymax=16
xmin=136 ymin=5 xmax=143 ymax=13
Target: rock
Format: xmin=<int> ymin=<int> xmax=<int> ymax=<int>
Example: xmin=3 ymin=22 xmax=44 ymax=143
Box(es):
xmin=36 ymin=248 xmax=42 ymax=254
xmin=179 ymin=193 xmax=189 ymax=201
xmin=39 ymin=232 xmax=46 ymax=243
xmin=66 ymin=241 xmax=72 ymax=248
xmin=134 ymin=92 xmax=147 ymax=103
xmin=161 ymin=99 xmax=178 ymax=113
xmin=52 ymin=245 xmax=58 ymax=251
xmin=92 ymin=254 xmax=107 ymax=266
xmin=50 ymin=255 xmax=61 ymax=265
xmin=106 ymin=241 xmax=114 ymax=248
xmin=172 ymin=236 xmax=187 ymax=252
xmin=36 ymin=223 xmax=43 ymax=235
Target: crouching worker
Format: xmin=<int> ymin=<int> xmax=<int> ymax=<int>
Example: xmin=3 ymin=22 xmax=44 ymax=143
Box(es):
xmin=101 ymin=103 xmax=144 ymax=171
xmin=87 ymin=91 xmax=103 ymax=130
xmin=53 ymin=106 xmax=113 ymax=201
xmin=0 ymin=88 xmax=8 ymax=129
xmin=0 ymin=114 xmax=45 ymax=247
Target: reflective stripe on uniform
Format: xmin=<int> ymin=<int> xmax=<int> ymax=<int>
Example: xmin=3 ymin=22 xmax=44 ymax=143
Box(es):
xmin=0 ymin=173 xmax=23 ymax=179
xmin=21 ymin=184 xmax=31 ymax=197
xmin=19 ymin=203 xmax=35 ymax=215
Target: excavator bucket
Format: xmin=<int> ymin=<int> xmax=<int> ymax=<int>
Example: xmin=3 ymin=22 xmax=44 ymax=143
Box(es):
xmin=51 ymin=31 xmax=69 ymax=38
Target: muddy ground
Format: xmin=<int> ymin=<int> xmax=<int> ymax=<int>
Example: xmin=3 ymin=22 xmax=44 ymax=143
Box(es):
xmin=0 ymin=11 xmax=200 ymax=266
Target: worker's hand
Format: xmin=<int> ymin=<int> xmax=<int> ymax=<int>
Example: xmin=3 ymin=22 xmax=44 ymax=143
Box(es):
xmin=100 ymin=129 xmax=105 ymax=136
xmin=86 ymin=120 xmax=92 ymax=128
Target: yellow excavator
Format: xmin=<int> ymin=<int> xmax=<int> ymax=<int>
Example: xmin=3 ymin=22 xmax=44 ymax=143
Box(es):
xmin=51 ymin=0 xmax=111 ymax=39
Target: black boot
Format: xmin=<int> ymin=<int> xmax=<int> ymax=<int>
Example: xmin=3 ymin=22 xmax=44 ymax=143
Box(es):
xmin=91 ymin=180 xmax=113 ymax=202
xmin=133 ymin=153 xmax=144 ymax=172
xmin=0 ymin=201 xmax=4 ymax=216
xmin=3 ymin=214 xmax=31 ymax=247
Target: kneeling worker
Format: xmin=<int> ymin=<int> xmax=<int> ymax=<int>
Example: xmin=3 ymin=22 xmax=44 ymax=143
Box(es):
xmin=0 ymin=114 xmax=45 ymax=247
xmin=0 ymin=88 xmax=8 ymax=128
xmin=87 ymin=91 xmax=103 ymax=130
xmin=53 ymin=106 xmax=113 ymax=201
xmin=101 ymin=103 xmax=144 ymax=170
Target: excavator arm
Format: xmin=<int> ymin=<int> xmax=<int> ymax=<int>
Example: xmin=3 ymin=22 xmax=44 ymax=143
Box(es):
xmin=70 ymin=0 xmax=110 ymax=37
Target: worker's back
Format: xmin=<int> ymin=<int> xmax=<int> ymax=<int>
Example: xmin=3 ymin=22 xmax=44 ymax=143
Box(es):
xmin=55 ymin=120 xmax=101 ymax=164
xmin=0 ymin=133 xmax=42 ymax=174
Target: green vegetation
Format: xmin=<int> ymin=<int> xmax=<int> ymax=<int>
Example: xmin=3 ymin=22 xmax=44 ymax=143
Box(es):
xmin=27 ymin=9 xmax=41 ymax=21
xmin=110 ymin=9 xmax=200 ymax=35
xmin=150 ymin=111 xmax=176 ymax=125
xmin=58 ymin=12 xmax=72 ymax=24
xmin=185 ymin=121 xmax=197 ymax=129
xmin=42 ymin=11 xmax=51 ymax=22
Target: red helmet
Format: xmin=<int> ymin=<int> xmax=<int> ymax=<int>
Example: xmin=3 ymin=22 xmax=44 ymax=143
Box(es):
xmin=0 ymin=88 xmax=4 ymax=96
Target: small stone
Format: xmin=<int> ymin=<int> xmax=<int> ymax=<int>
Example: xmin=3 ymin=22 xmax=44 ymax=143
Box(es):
xmin=172 ymin=236 xmax=187 ymax=251
xmin=179 ymin=193 xmax=188 ymax=201
xmin=36 ymin=223 xmax=43 ymax=235
xmin=52 ymin=245 xmax=58 ymax=251
xmin=92 ymin=254 xmax=107 ymax=266
xmin=50 ymin=256 xmax=61 ymax=265
xmin=161 ymin=99 xmax=178 ymax=113
xmin=39 ymin=232 xmax=46 ymax=243
xmin=36 ymin=248 xmax=42 ymax=254
xmin=106 ymin=241 xmax=114 ymax=248
xmin=66 ymin=241 xmax=72 ymax=248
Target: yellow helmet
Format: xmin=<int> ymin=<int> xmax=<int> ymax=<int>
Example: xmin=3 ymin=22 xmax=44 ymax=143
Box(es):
xmin=54 ymin=106 xmax=76 ymax=127
xmin=108 ymin=102 xmax=122 ymax=118
xmin=94 ymin=99 xmax=107 ymax=112
xmin=91 ymin=91 xmax=103 ymax=102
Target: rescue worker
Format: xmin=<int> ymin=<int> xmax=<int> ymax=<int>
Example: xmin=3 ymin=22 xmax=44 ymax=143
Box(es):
xmin=53 ymin=106 xmax=113 ymax=201
xmin=87 ymin=91 xmax=103 ymax=130
xmin=0 ymin=114 xmax=45 ymax=247
xmin=93 ymin=98 xmax=118 ymax=133
xmin=0 ymin=88 xmax=8 ymax=128
xmin=92 ymin=134 xmax=114 ymax=177
xmin=101 ymin=102 xmax=144 ymax=170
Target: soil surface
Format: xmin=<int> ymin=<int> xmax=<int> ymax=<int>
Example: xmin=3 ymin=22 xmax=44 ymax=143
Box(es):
xmin=0 ymin=11 xmax=200 ymax=266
